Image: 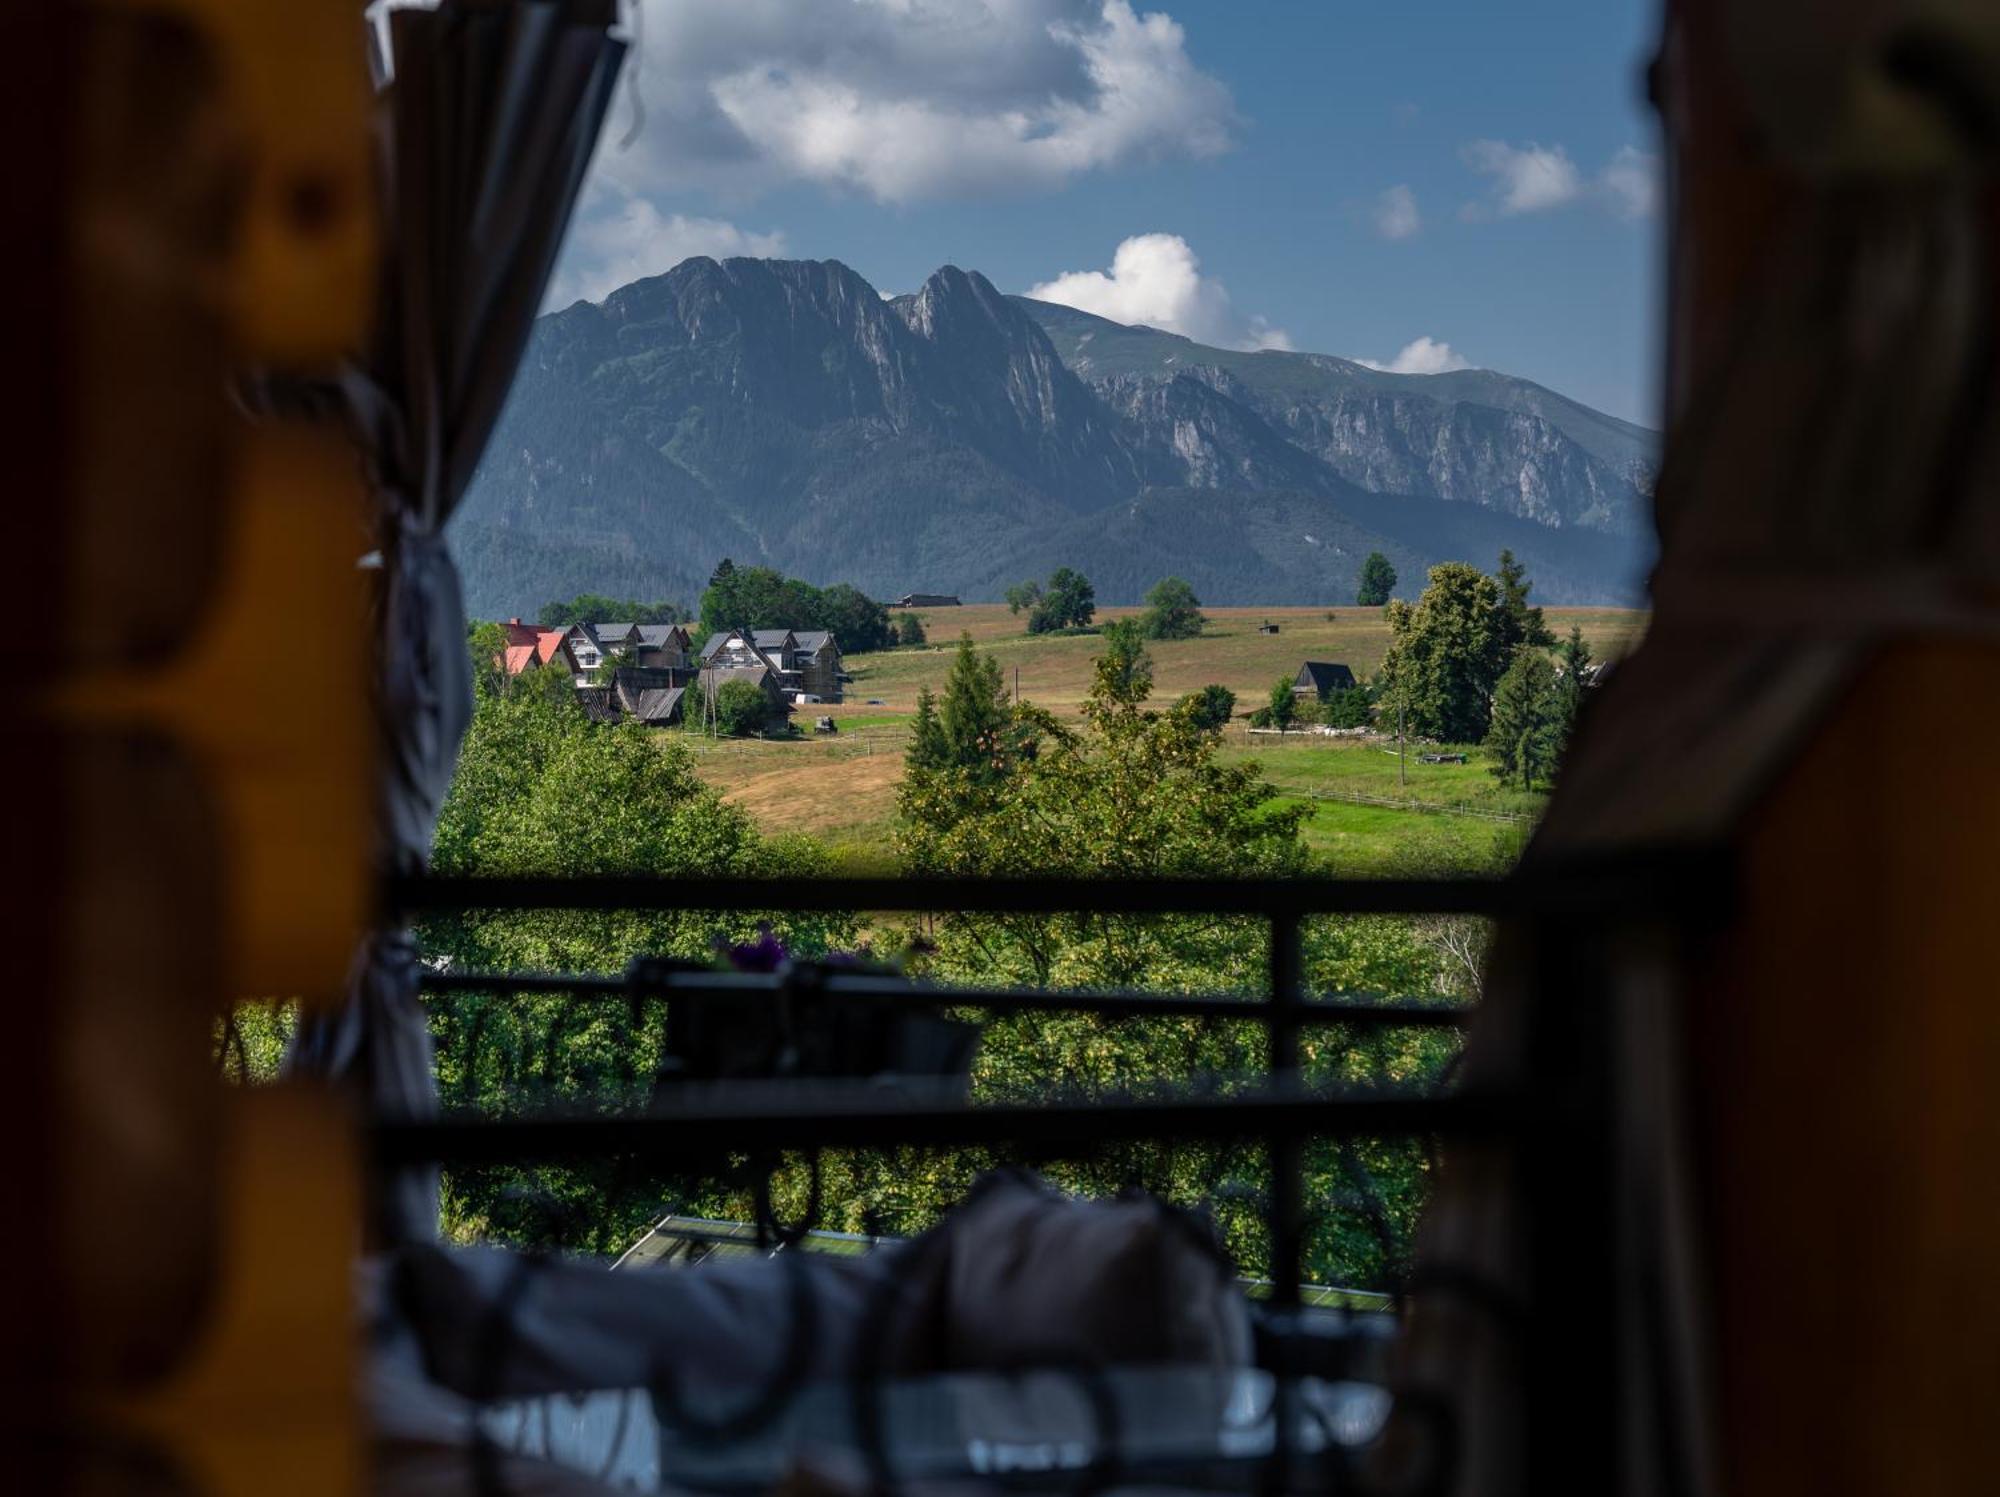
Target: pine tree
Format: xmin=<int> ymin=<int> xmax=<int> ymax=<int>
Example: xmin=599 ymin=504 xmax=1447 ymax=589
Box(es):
xmin=1491 ymin=549 xmax=1554 ymax=663
xmin=1484 ymin=648 xmax=1563 ymax=790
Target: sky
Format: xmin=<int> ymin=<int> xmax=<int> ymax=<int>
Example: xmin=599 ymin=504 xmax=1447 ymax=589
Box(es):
xmin=548 ymin=0 xmax=1665 ymax=425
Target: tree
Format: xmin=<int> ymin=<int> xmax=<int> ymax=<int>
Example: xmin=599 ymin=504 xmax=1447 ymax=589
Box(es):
xmin=1377 ymin=562 xmax=1504 ymax=742
xmin=1004 ymin=581 xmax=1042 ymax=617
xmin=1552 ymin=624 xmax=1594 ymax=751
xmin=697 ymin=563 xmax=893 ymax=651
xmin=1321 ymin=684 xmax=1374 ymax=730
xmin=814 ymin=583 xmax=894 ymax=653
xmin=1177 ymin=684 xmax=1236 ymax=732
xmin=1094 ymin=618 xmax=1154 ymax=706
xmin=466 ymin=620 xmax=509 ymax=699
xmin=423 ymin=680 xmax=852 ymax=1251
xmin=538 ymin=593 xmax=684 ymax=627
xmin=1138 ymin=576 xmax=1205 ymax=640
xmin=895 ymin=612 xmax=927 ymax=647
xmin=1490 ymin=548 xmax=1554 ymax=662
xmin=1266 ymin=677 xmax=1299 ymax=732
xmin=1356 ymin=552 xmax=1398 ymax=607
xmin=706 ymin=679 xmax=778 ymax=737
xmin=1026 ymin=567 xmax=1095 ymax=633
xmin=904 ymin=634 xmax=1017 ymax=789
xmin=1484 ymin=648 xmax=1564 ymax=790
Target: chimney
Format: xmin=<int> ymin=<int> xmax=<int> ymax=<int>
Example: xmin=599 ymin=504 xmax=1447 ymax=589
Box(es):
xmin=508 ymin=617 xmax=522 ymax=626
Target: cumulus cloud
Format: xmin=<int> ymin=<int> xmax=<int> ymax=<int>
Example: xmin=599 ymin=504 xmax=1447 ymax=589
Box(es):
xmin=1600 ymin=145 xmax=1661 ymax=220
xmin=606 ymin=0 xmax=1236 ymax=203
xmin=1372 ymin=184 xmax=1421 ymax=241
xmin=1025 ymin=233 xmax=1291 ymax=351
xmin=1462 ymin=139 xmax=1662 ymax=221
xmin=1355 ymin=337 xmax=1472 ymax=375
xmin=545 ymin=187 xmax=788 ymax=306
xmin=1462 ymin=140 xmax=1583 ymax=217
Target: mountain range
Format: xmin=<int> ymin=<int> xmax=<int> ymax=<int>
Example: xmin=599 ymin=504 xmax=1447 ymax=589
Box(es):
xmin=453 ymin=256 xmax=1659 ymax=618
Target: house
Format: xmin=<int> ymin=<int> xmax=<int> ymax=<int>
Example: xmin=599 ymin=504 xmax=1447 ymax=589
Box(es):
xmin=700 ymin=627 xmax=847 ymax=702
xmin=499 ymin=617 xmax=543 ymax=649
xmin=501 ymin=628 xmax=578 ymax=678
xmin=592 ymin=621 xmax=642 ymax=653
xmin=632 ymin=623 xmax=691 ymax=669
xmin=560 ymin=623 xmax=606 ymax=680
xmin=686 ymin=661 xmax=789 ymax=731
xmin=789 ymin=630 xmax=846 ymax=700
xmin=894 ymin=593 xmax=961 ymax=608
xmin=613 ymin=669 xmax=685 ymax=727
xmin=1294 ymin=661 xmax=1358 ymax=701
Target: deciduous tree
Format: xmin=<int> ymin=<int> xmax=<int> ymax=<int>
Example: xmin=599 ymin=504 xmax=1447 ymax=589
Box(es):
xmin=1378 ymin=562 xmax=1504 ymax=742
xmin=1138 ymin=576 xmax=1205 ymax=640
xmin=1357 ymin=551 xmax=1398 ymax=607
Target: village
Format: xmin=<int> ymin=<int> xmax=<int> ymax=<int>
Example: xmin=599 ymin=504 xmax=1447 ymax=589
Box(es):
xmin=496 ymin=616 xmax=850 ymax=729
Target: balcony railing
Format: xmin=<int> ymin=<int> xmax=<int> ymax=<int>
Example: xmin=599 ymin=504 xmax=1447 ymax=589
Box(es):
xmin=362 ymin=856 xmax=1726 ymax=1494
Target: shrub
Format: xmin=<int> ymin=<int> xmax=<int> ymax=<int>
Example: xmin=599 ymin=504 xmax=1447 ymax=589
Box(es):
xmin=1177 ymin=683 xmax=1237 ymax=732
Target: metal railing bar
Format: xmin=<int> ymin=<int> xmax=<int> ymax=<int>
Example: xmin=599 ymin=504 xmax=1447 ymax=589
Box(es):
xmin=389 ymin=859 xmax=1726 ymax=920
xmin=373 ymin=1083 xmax=1511 ymax=1167
xmin=415 ymin=966 xmax=1475 ymax=1026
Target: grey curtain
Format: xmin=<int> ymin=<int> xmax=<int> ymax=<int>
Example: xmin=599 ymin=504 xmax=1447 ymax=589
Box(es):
xmin=287 ymin=0 xmax=626 ymax=1245
xmin=1396 ymin=167 xmax=1999 ymax=1497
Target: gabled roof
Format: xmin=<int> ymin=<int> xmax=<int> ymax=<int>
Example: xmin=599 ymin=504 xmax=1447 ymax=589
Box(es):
xmin=618 ymin=686 xmax=684 ymax=725
xmin=634 ymin=624 xmax=681 ymax=648
xmin=1296 ymin=661 xmax=1357 ymax=694
xmin=502 ymin=643 xmax=537 ymax=675
xmin=499 ymin=619 xmax=543 ymax=648
xmin=574 ymin=686 xmax=623 ymax=724
xmin=533 ymin=630 xmax=571 ymax=666
xmin=699 ymin=631 xmax=733 ymax=659
xmin=701 ymin=664 xmax=777 ymax=693
xmin=593 ymin=621 xmax=640 ymax=645
xmin=751 ymin=629 xmax=796 ymax=651
xmin=792 ymin=630 xmax=833 ymax=652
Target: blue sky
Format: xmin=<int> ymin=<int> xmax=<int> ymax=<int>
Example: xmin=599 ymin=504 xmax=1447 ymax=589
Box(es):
xmin=552 ymin=1 xmax=1663 ymax=424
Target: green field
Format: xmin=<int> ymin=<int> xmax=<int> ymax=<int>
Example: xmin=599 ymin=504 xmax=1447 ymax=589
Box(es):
xmin=681 ymin=602 xmax=1647 ymax=876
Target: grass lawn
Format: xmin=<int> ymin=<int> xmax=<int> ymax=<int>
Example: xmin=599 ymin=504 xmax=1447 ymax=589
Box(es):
xmin=673 ymin=601 xmax=1637 ymax=877
xmin=847 ymin=604 xmax=1645 ymax=719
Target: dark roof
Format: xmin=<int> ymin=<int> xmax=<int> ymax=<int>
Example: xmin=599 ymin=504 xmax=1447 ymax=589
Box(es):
xmin=634 ymin=624 xmax=680 ymax=648
xmin=592 ymin=621 xmax=640 ymax=643
xmin=618 ymin=686 xmax=684 ymax=725
xmin=574 ymin=686 xmax=623 ymax=724
xmin=1295 ymin=661 xmax=1358 ymax=696
xmin=792 ymin=630 xmax=833 ymax=652
xmin=701 ymin=665 xmax=778 ymax=694
xmin=751 ymin=629 xmax=796 ymax=651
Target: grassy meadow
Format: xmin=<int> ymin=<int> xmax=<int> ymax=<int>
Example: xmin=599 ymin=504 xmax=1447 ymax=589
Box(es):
xmin=679 ymin=603 xmax=1647 ymax=876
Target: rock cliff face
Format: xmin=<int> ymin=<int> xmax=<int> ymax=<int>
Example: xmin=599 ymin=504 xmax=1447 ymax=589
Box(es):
xmin=452 ymin=256 xmax=1659 ymax=616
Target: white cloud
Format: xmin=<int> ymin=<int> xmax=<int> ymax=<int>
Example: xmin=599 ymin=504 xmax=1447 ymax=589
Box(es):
xmin=546 ymin=187 xmax=787 ymax=306
xmin=1600 ymin=145 xmax=1661 ymax=219
xmin=1025 ymin=233 xmax=1291 ymax=351
xmin=1462 ymin=139 xmax=1583 ymax=217
xmin=1372 ymin=184 xmax=1421 ymax=241
xmin=1355 ymin=337 xmax=1472 ymax=375
xmin=1461 ymin=138 xmax=1662 ymax=221
xmin=606 ymin=0 xmax=1236 ymax=203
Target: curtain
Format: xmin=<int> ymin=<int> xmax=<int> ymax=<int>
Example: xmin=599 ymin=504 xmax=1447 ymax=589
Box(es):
xmin=1396 ymin=82 xmax=2000 ymax=1497
xmin=288 ymin=0 xmax=625 ymax=1246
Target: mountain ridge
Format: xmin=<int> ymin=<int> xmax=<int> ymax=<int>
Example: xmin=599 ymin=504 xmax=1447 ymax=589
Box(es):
xmin=454 ymin=256 xmax=1658 ymax=616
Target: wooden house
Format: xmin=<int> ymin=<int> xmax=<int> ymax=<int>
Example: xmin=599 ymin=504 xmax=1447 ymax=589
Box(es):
xmin=1293 ymin=661 xmax=1358 ymax=701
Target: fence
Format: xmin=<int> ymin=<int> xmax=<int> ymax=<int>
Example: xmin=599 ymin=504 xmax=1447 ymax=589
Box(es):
xmin=367 ymin=859 xmax=1724 ymax=1494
